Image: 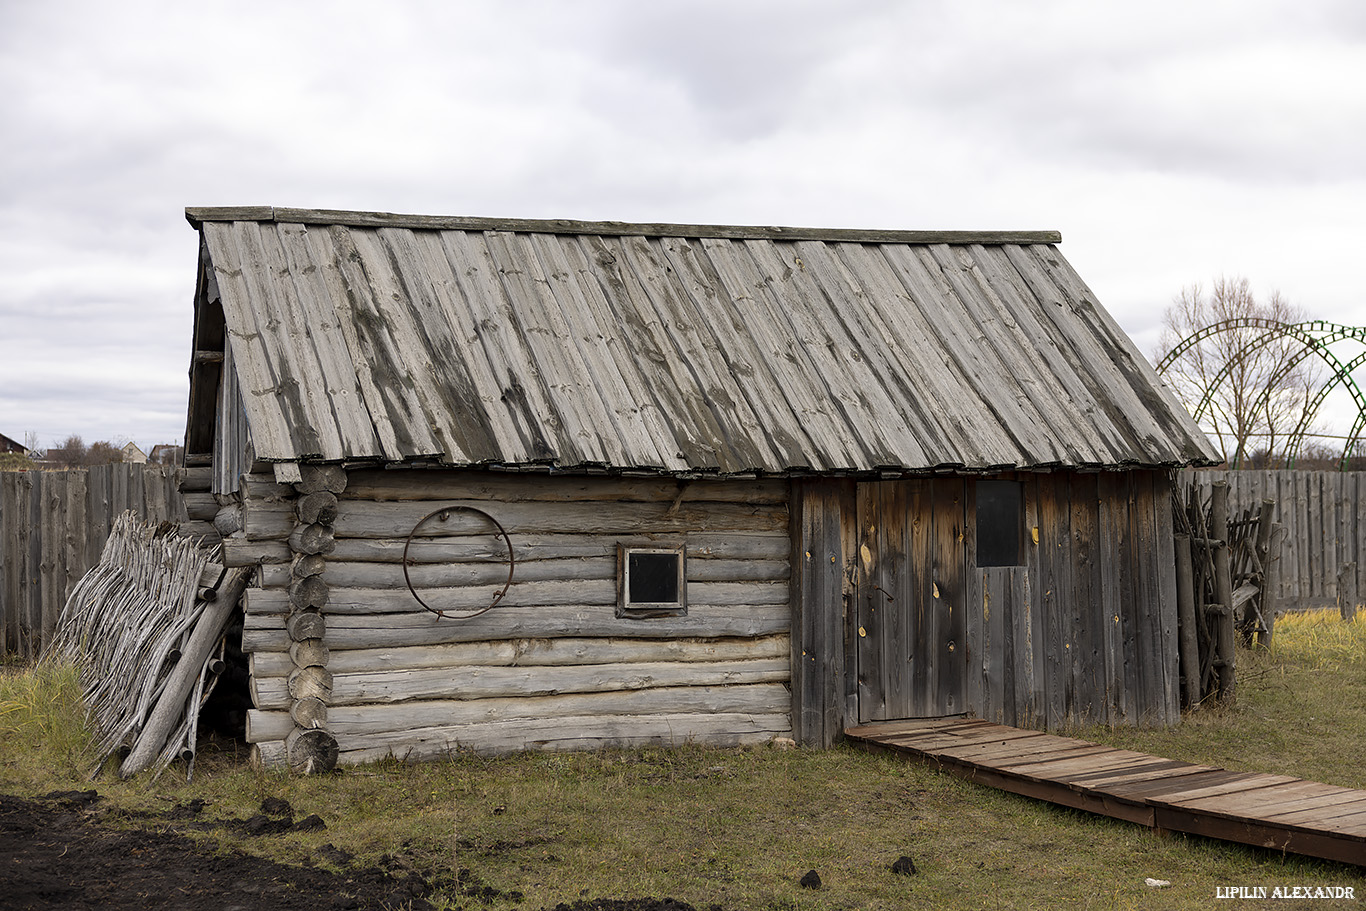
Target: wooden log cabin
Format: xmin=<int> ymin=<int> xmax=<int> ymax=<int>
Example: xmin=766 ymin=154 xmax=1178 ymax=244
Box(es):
xmin=181 ymin=207 xmax=1219 ymax=772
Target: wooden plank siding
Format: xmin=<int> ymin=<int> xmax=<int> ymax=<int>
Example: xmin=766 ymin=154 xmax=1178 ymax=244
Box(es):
xmin=0 ymin=464 xmax=190 ymax=659
xmin=236 ymin=469 xmax=795 ymax=762
xmin=791 ymin=470 xmax=1180 ymax=740
xmin=1190 ymin=470 xmax=1366 ymax=612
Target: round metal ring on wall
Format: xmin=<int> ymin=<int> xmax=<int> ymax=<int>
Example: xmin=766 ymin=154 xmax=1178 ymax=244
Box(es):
xmin=402 ymin=505 xmax=515 ymax=620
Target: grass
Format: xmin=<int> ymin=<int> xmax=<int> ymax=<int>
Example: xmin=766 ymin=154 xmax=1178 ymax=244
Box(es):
xmin=2 ymin=614 xmax=1364 ymax=909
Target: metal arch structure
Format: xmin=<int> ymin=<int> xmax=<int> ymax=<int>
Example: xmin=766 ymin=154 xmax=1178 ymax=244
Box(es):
xmin=1156 ymin=319 xmax=1366 ymax=468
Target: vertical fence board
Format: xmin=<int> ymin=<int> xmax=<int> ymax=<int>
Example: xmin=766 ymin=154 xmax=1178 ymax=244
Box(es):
xmin=0 ymin=464 xmax=189 ymax=658
xmin=1186 ymin=471 xmax=1366 ymax=612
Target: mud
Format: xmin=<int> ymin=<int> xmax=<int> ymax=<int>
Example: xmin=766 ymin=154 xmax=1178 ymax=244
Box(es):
xmin=0 ymin=790 xmax=724 ymax=911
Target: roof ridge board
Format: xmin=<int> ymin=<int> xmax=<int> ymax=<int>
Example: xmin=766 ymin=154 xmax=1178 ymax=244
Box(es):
xmin=185 ymin=206 xmax=1060 ymax=245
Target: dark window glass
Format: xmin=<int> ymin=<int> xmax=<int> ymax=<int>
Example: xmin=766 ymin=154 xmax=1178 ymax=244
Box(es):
xmin=977 ymin=480 xmax=1023 ymax=567
xmin=628 ymin=551 xmax=680 ymax=604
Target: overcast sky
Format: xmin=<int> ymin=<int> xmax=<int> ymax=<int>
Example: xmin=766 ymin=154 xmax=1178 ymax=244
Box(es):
xmin=2 ymin=0 xmax=1363 ymax=452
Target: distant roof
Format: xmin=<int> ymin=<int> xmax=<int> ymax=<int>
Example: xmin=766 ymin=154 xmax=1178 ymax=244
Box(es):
xmin=0 ymin=431 xmax=26 ymax=454
xmin=186 ymin=206 xmax=1218 ymax=474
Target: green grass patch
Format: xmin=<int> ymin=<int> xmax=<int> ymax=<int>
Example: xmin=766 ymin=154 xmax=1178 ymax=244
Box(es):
xmin=2 ymin=611 xmax=1363 ymax=909
xmin=0 ymin=660 xmax=97 ymax=782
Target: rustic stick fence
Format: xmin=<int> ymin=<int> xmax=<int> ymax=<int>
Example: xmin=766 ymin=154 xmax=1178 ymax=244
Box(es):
xmin=1188 ymin=470 xmax=1366 ymax=615
xmin=0 ymin=465 xmax=189 ymax=659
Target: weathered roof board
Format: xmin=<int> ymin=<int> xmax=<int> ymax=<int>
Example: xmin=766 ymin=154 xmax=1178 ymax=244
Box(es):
xmin=187 ymin=207 xmax=1219 ymax=475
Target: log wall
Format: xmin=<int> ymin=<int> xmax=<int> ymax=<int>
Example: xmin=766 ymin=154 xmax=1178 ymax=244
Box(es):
xmin=0 ymin=464 xmax=198 ymax=659
xmin=235 ymin=469 xmax=793 ymax=765
xmin=1191 ymin=470 xmax=1366 ymax=612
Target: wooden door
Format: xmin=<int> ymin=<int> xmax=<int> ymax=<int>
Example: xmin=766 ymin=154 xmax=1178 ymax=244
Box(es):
xmin=855 ymin=479 xmax=967 ymax=723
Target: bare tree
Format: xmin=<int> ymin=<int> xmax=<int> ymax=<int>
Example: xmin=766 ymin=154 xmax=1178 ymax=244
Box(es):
xmin=85 ymin=440 xmax=125 ymax=465
xmin=47 ymin=434 xmax=89 ymax=467
xmin=1156 ymin=277 xmax=1321 ymax=468
xmin=46 ymin=435 xmax=126 ymax=467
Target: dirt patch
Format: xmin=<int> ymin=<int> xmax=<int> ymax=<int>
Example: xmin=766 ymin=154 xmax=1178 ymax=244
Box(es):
xmin=0 ymin=791 xmax=724 ymax=911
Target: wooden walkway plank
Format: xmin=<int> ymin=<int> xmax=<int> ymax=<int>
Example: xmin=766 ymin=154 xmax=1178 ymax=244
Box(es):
xmin=1172 ymin=781 xmax=1359 ymax=814
xmin=1257 ymin=795 xmax=1366 ymax=825
xmin=1065 ymin=760 xmax=1214 ymax=790
xmin=930 ymin=738 xmax=1099 ymax=766
xmin=1102 ymin=769 xmax=1248 ymax=802
xmin=845 ymin=718 xmax=1365 ymax=867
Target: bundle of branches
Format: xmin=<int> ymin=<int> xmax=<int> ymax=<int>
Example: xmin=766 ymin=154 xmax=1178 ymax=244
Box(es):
xmin=42 ymin=512 xmax=250 ymax=780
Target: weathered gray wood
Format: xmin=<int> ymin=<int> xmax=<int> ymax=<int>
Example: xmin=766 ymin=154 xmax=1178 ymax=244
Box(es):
xmin=257 ymin=554 xmax=788 ymax=590
xmin=296 ymin=491 xmax=339 ymax=525
xmin=1210 ymin=482 xmax=1236 ymax=704
xmin=244 ymin=579 xmax=787 ymax=616
xmin=286 ymin=665 xmax=333 ymax=702
xmin=240 ymin=472 xmax=296 ymax=501
xmin=118 ymin=566 xmax=253 ymax=778
xmin=284 ymin=611 xmax=323 ymax=641
xmin=334 ymin=713 xmax=791 ymax=764
xmin=289 ymin=638 xmax=329 ymax=669
xmin=1261 ymin=522 xmax=1283 ymax=648
xmin=289 ymin=695 xmax=328 ymax=729
xmin=927 ymin=480 xmax=960 ymax=718
xmin=251 ymin=633 xmax=790 ymax=676
xmin=1339 ymin=562 xmax=1358 ymax=621
xmin=199 ymin=491 xmax=792 ymax=546
xmin=219 ymin=538 xmax=291 ymax=567
xmin=212 ymin=503 xmax=243 ymax=536
xmin=250 ymin=739 xmax=288 ymax=771
xmin=183 ymin=492 xmax=219 ymax=521
xmin=190 ymin=206 xmax=1061 ymax=246
xmin=292 ymin=553 xmax=326 ymax=579
xmin=288 ymin=576 xmax=328 ymax=611
xmin=180 ymin=466 xmax=212 ymax=492
xmin=296 ymin=465 xmax=348 ymax=496
xmin=1174 ymin=534 xmax=1201 ymax=708
xmin=289 ymin=522 xmax=335 ymax=555
xmin=325 ymin=530 xmax=789 ymax=563
xmin=245 ymin=603 xmax=788 ymax=653
xmin=250 ymin=683 xmax=790 ymax=743
xmin=1034 ymin=473 xmax=1067 ymax=727
xmin=286 ymin=727 xmax=338 ymax=774
xmin=791 ymin=480 xmax=849 ymax=746
xmin=1097 ymin=472 xmax=1126 ymax=724
xmin=1152 ymin=472 xmax=1182 ymax=723
xmin=253 ymin=656 xmax=789 ymax=709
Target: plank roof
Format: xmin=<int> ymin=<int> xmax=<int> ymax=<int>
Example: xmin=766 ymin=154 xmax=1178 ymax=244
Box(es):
xmin=186 ymin=206 xmax=1219 ymax=475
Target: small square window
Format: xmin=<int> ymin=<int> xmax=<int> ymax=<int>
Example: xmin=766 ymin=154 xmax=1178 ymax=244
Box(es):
xmin=618 ymin=546 xmax=687 ymax=618
xmin=976 ymin=479 xmax=1023 ymax=567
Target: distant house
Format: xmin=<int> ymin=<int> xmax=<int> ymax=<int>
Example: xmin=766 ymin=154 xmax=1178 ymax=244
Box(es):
xmin=121 ymin=442 xmax=148 ymax=464
xmin=183 ymin=206 xmax=1218 ymax=772
xmin=0 ymin=432 xmax=27 ymax=455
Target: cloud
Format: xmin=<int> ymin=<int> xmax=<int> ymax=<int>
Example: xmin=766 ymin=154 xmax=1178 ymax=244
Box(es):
xmin=1 ymin=0 xmax=1363 ymax=447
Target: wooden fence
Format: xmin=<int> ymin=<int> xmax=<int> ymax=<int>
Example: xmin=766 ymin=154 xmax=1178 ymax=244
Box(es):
xmin=1189 ymin=470 xmax=1366 ymax=612
xmin=1 ymin=465 xmax=187 ymax=659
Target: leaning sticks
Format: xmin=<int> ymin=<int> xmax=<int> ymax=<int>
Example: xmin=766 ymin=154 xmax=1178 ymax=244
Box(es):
xmin=42 ymin=513 xmax=250 ymax=780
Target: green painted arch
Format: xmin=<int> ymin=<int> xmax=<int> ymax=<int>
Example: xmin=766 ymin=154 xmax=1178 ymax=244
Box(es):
xmin=1157 ymin=319 xmax=1366 ymax=467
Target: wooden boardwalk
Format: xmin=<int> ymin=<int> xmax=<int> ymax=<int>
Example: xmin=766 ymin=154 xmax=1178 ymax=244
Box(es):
xmin=846 ymin=718 xmax=1366 ymax=867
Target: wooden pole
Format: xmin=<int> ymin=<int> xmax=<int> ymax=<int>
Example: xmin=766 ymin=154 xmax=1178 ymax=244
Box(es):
xmin=118 ymin=567 xmax=253 ymax=778
xmin=1258 ymin=522 xmax=1282 ymax=649
xmin=1209 ymin=482 xmax=1236 ymax=704
xmin=1339 ymin=562 xmax=1358 ymax=622
xmin=1173 ymin=533 xmax=1201 ymax=709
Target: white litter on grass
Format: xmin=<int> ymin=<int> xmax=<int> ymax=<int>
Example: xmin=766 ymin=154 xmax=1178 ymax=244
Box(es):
xmin=1145 ymin=878 xmax=1172 ymax=888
